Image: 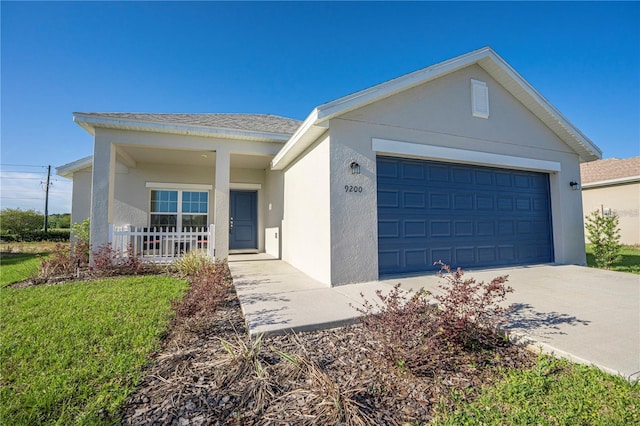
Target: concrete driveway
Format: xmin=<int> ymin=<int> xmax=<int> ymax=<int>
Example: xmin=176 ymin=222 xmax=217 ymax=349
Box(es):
xmin=229 ymin=256 xmax=639 ymax=380
xmin=391 ymin=264 xmax=640 ymax=380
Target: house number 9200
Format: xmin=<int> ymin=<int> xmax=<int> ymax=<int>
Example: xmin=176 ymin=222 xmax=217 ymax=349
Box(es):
xmin=345 ymin=185 xmax=363 ymax=193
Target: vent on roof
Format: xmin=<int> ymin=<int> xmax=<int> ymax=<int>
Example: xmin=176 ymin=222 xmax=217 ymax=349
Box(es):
xmin=471 ymin=79 xmax=489 ymax=119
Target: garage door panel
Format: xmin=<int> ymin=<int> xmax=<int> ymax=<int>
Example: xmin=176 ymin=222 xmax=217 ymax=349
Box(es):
xmin=378 ymin=157 xmax=553 ymax=275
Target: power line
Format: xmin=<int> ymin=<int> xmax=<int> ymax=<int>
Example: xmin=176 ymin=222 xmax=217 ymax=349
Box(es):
xmin=0 ymin=177 xmax=49 ymax=181
xmin=0 ymin=171 xmax=47 ymax=175
xmin=0 ymin=164 xmax=46 ymax=168
xmin=0 ymin=197 xmax=43 ymax=200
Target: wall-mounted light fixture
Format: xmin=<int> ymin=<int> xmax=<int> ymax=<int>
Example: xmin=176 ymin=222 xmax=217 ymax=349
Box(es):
xmin=350 ymin=161 xmax=361 ymax=175
xmin=569 ymin=181 xmax=580 ymax=191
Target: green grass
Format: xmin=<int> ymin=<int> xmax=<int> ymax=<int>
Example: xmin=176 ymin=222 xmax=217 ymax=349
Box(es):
xmin=433 ymin=355 xmax=639 ymax=425
xmin=0 ymin=252 xmax=43 ymax=287
xmin=0 ymin=276 xmax=188 ymax=425
xmin=586 ymin=244 xmax=640 ymax=274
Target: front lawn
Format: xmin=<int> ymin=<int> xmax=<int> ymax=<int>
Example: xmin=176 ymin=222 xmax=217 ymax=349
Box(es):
xmin=434 ymin=354 xmax=639 ymax=424
xmin=0 ymin=276 xmax=187 ymax=425
xmin=586 ymin=244 xmax=640 ymax=274
xmin=0 ymin=252 xmax=43 ymax=287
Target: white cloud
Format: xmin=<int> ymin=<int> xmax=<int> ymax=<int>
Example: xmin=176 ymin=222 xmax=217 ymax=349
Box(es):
xmin=0 ymin=172 xmax=72 ymax=214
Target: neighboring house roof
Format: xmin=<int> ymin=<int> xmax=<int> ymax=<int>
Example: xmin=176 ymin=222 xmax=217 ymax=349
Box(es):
xmin=580 ymin=156 xmax=640 ymax=188
xmin=271 ymin=46 xmax=602 ymax=170
xmin=73 ymin=112 xmax=302 ymax=142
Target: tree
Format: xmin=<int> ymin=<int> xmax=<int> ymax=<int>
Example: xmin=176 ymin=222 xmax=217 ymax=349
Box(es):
xmin=0 ymin=208 xmax=44 ymax=234
xmin=585 ymin=210 xmax=622 ymax=269
xmin=48 ymin=213 xmax=71 ymax=229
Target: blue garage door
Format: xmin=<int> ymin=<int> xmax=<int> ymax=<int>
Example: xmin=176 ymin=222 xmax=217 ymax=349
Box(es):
xmin=377 ymin=157 xmax=553 ymax=275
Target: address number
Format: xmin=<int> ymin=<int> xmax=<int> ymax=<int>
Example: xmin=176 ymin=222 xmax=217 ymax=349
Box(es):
xmin=345 ymin=185 xmax=363 ymax=193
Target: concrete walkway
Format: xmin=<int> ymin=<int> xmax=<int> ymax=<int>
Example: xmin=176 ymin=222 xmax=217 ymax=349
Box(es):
xmin=229 ymin=256 xmax=640 ymax=380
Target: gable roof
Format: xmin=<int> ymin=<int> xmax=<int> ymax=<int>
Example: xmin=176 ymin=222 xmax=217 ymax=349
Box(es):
xmin=74 ymin=112 xmax=302 ymax=142
xmin=271 ymin=46 xmax=602 ymax=170
xmin=580 ymin=156 xmax=640 ymax=187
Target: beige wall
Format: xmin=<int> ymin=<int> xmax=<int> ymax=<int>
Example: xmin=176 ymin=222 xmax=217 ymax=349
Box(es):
xmin=282 ymin=134 xmax=332 ymax=285
xmin=582 ymin=182 xmax=640 ymax=245
xmin=70 ymin=169 xmax=92 ymax=225
xmin=322 ymin=63 xmax=586 ymax=284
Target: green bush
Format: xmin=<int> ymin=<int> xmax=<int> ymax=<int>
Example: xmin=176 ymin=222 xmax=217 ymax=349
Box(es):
xmin=0 ymin=229 xmax=70 ymax=243
xmin=0 ymin=208 xmax=43 ymax=234
xmin=585 ymin=210 xmax=622 ymax=269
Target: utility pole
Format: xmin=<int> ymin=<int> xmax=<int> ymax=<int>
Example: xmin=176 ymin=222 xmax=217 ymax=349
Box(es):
xmin=44 ymin=165 xmax=51 ymax=232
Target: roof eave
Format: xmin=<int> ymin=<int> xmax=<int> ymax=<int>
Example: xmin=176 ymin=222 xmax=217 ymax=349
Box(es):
xmin=56 ymin=155 xmax=93 ymax=178
xmin=582 ymin=175 xmax=640 ymax=189
xmin=72 ymin=113 xmax=293 ymax=142
xmin=271 ymin=47 xmax=602 ymax=170
xmin=271 ymin=109 xmax=321 ymax=170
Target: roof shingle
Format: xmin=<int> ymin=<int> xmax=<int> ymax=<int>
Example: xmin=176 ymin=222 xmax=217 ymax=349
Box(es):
xmin=74 ymin=112 xmax=302 ymax=136
xmin=580 ymin=156 xmax=640 ymax=184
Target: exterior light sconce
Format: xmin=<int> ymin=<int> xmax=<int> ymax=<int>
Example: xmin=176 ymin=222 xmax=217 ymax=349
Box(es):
xmin=569 ymin=181 xmax=580 ymax=191
xmin=350 ymin=161 xmax=361 ymax=174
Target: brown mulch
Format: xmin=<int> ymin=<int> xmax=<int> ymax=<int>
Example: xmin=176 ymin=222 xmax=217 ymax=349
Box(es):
xmin=121 ymin=286 xmax=534 ymax=425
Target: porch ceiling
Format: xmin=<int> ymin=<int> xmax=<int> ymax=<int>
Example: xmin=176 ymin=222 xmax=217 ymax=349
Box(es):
xmin=118 ymin=146 xmax=216 ymax=167
xmin=117 ymin=146 xmax=274 ymax=169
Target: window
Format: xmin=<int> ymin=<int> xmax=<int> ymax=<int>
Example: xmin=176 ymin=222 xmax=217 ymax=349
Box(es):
xmin=150 ymin=189 xmax=208 ymax=229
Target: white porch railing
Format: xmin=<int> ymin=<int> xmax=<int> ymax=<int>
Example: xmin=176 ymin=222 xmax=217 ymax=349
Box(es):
xmin=112 ymin=225 xmax=214 ymax=263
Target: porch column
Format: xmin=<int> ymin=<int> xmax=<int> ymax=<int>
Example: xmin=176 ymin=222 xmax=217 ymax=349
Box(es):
xmin=214 ymin=148 xmax=230 ymax=259
xmin=90 ymin=138 xmax=116 ymax=253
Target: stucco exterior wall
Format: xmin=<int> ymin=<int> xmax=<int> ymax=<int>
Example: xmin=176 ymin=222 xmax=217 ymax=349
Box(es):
xmin=282 ymin=134 xmax=331 ymax=285
xmin=113 ymin=162 xmax=216 ymax=228
xmin=582 ymin=182 xmax=640 ymax=245
xmin=325 ymin=64 xmax=586 ymax=284
xmin=264 ymin=169 xmax=284 ymax=256
xmin=70 ymin=169 xmax=92 ymax=225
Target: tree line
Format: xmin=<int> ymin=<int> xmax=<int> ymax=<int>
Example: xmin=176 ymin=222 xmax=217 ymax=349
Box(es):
xmin=0 ymin=208 xmax=71 ymax=241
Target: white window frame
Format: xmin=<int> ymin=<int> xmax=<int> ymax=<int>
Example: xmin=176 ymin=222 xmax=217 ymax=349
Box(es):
xmin=146 ymin=183 xmax=212 ymax=230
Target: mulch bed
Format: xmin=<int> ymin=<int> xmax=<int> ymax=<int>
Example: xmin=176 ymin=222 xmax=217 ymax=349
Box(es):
xmin=120 ymin=280 xmax=535 ymax=425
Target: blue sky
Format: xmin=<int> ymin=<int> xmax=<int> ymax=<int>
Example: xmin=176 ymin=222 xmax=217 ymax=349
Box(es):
xmin=1 ymin=1 xmax=638 ymax=214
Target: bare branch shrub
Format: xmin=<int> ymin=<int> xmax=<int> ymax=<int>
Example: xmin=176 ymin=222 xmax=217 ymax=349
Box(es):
xmin=173 ymin=258 xmax=231 ymax=319
xmin=354 ymin=284 xmax=437 ymax=371
xmin=434 ymin=262 xmax=512 ymax=349
xmin=356 ymin=263 xmax=513 ymax=374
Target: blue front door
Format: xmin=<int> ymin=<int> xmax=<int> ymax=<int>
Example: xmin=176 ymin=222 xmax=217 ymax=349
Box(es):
xmin=230 ymin=190 xmax=257 ymax=250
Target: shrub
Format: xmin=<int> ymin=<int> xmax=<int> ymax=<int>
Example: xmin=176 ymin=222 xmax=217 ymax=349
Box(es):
xmin=174 ymin=258 xmax=231 ymax=319
xmin=172 ymin=250 xmax=212 ymax=277
xmin=433 ymin=262 xmax=512 ymax=349
xmin=90 ymin=243 xmax=145 ymax=277
xmin=356 ymin=263 xmax=513 ymax=373
xmin=0 ymin=229 xmax=70 ymax=242
xmin=354 ymin=284 xmax=437 ymax=371
xmin=585 ymin=210 xmax=622 ymax=269
xmin=0 ymin=208 xmax=43 ymax=234
xmin=37 ymin=243 xmax=74 ymax=279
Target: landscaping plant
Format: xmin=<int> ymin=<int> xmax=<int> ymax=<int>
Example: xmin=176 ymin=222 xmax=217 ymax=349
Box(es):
xmin=173 ymin=258 xmax=231 ymax=319
xmin=355 ymin=284 xmax=437 ymax=371
xmin=434 ymin=262 xmax=512 ymax=349
xmin=356 ymin=263 xmax=513 ymax=374
xmin=585 ymin=209 xmax=622 ymax=269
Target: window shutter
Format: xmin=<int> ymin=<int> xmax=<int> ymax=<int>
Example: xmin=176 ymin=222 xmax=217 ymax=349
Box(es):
xmin=471 ymin=79 xmax=489 ymax=118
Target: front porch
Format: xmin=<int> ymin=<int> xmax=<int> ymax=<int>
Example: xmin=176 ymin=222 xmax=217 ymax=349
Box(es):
xmin=111 ymin=224 xmax=214 ymax=263
xmin=87 ymin=134 xmax=285 ymax=263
